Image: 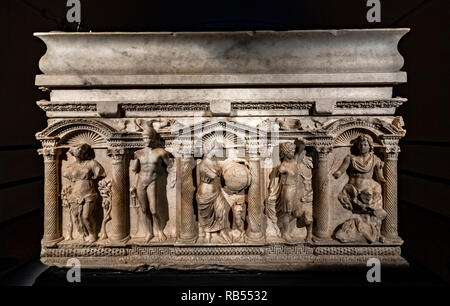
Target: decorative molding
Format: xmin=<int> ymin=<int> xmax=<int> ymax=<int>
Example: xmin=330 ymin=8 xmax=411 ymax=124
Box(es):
xmin=314 ymin=246 xmax=401 ymax=256
xmin=41 ymin=244 xmax=403 ymax=261
xmin=231 ymin=101 xmax=314 ymax=111
xmin=335 ymin=100 xmax=405 ymax=109
xmin=38 ymin=103 xmax=97 ymax=112
xmin=122 ymin=103 xmax=209 ymax=112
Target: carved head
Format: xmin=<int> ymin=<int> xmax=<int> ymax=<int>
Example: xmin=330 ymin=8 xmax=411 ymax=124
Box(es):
xmin=204 ymin=139 xmax=224 ymax=158
xmin=359 ymin=188 xmax=373 ymax=205
xmin=355 ymin=135 xmax=373 ymax=154
xmin=232 ymin=198 xmax=246 ymax=221
xmin=142 ymin=126 xmax=158 ymax=148
xmin=69 ymin=143 xmax=91 ymax=160
xmin=295 ymin=139 xmax=306 ymax=153
xmin=280 ymin=142 xmax=296 ymax=159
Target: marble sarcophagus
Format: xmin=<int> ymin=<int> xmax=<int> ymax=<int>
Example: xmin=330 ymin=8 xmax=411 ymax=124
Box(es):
xmin=34 ymin=29 xmax=409 ymax=270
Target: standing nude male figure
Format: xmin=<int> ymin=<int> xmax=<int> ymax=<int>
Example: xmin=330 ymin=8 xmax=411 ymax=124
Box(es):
xmin=131 ymin=128 xmax=172 ymax=243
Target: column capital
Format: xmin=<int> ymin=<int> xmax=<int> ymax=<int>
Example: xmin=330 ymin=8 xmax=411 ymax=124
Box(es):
xmin=38 ymin=137 xmax=59 ymax=147
xmin=309 ymin=137 xmax=333 ymax=161
xmin=380 ymin=136 xmax=401 ymax=158
xmin=38 ymin=147 xmax=61 ymax=162
xmin=107 ymin=148 xmax=129 ymax=162
xmin=247 ymin=137 xmax=260 ymax=159
xmin=309 ymin=136 xmax=334 ymax=153
xmin=181 ymin=141 xmax=194 ymax=158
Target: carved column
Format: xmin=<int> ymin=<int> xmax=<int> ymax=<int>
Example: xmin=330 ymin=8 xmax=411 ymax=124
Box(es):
xmin=381 ymin=137 xmax=402 ymax=242
xmin=247 ymin=140 xmax=264 ymax=241
xmin=311 ymin=138 xmax=333 ymax=241
xmin=178 ymin=154 xmax=198 ymax=243
xmin=39 ymin=146 xmax=62 ymax=245
xmin=107 ymin=148 xmax=130 ymax=243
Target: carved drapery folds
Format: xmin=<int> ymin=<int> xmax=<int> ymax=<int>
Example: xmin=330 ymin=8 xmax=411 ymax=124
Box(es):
xmin=35 ymin=29 xmax=409 ymax=269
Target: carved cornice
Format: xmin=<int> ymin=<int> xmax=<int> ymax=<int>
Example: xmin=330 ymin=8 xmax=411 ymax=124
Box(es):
xmin=231 ymin=101 xmax=314 ymax=111
xmin=335 ymin=99 xmax=405 ymax=109
xmin=122 ymin=103 xmax=209 ymax=112
xmin=38 ymin=102 xmax=97 ymax=112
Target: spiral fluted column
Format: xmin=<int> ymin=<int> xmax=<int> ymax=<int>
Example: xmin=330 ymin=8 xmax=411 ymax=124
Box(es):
xmin=311 ymin=138 xmax=333 ymax=241
xmin=39 ymin=146 xmax=62 ymax=245
xmin=247 ymin=140 xmax=264 ymax=241
xmin=381 ymin=137 xmax=402 ymax=243
xmin=108 ymin=148 xmax=130 ymax=243
xmin=179 ymin=156 xmax=198 ymax=242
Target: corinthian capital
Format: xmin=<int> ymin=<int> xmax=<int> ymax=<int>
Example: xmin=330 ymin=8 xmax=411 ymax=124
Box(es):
xmin=38 ymin=147 xmax=61 ymax=161
xmin=309 ymin=136 xmax=333 ymax=157
xmin=107 ymin=148 xmax=128 ymax=161
xmin=381 ymin=136 xmax=401 ymax=156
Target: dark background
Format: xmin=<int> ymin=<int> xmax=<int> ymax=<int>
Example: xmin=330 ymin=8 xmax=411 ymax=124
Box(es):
xmin=0 ymin=0 xmax=449 ymax=285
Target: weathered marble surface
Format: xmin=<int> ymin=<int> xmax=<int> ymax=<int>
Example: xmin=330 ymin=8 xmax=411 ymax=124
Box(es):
xmin=35 ymin=29 xmax=409 ymax=270
xmin=35 ymin=29 xmax=408 ymax=86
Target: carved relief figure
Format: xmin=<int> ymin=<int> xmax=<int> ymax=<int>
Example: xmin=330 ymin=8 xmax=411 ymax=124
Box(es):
xmin=131 ymin=127 xmax=172 ymax=243
xmin=98 ymin=178 xmax=112 ymax=240
xmin=230 ymin=197 xmax=247 ymax=242
xmin=196 ymin=143 xmax=232 ymax=243
xmin=267 ymin=140 xmax=313 ymax=242
xmin=278 ymin=142 xmax=299 ymax=241
xmin=61 ymin=185 xmax=73 ymax=240
xmin=333 ymin=135 xmax=387 ymax=243
xmin=196 ymin=141 xmax=251 ymax=243
xmin=62 ymin=143 xmax=106 ymax=242
xmin=293 ymin=141 xmax=314 ymax=242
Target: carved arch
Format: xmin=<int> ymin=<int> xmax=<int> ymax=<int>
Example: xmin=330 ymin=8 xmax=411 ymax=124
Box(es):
xmin=322 ymin=118 xmax=403 ymax=147
xmin=174 ymin=120 xmax=258 ymax=156
xmin=36 ymin=119 xmax=117 ymax=148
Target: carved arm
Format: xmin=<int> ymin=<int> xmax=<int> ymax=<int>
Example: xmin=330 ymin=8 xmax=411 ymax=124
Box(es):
xmin=375 ymin=160 xmax=386 ymax=183
xmin=333 ymin=155 xmax=351 ymax=179
xmin=130 ymin=154 xmax=140 ymax=173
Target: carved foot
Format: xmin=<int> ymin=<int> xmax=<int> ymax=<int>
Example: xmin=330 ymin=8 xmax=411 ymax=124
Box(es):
xmin=219 ymin=230 xmax=232 ymax=244
xmin=231 ymin=229 xmax=246 ymax=243
xmin=85 ymin=234 xmax=97 ymax=243
xmin=282 ymin=233 xmax=293 ymax=242
xmin=305 ymin=226 xmax=313 ymax=243
xmin=205 ymin=232 xmax=212 ymax=243
xmin=155 ymin=232 xmax=167 ymax=242
xmin=143 ymin=234 xmax=154 ymax=244
xmin=380 ymin=235 xmax=403 ymax=244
